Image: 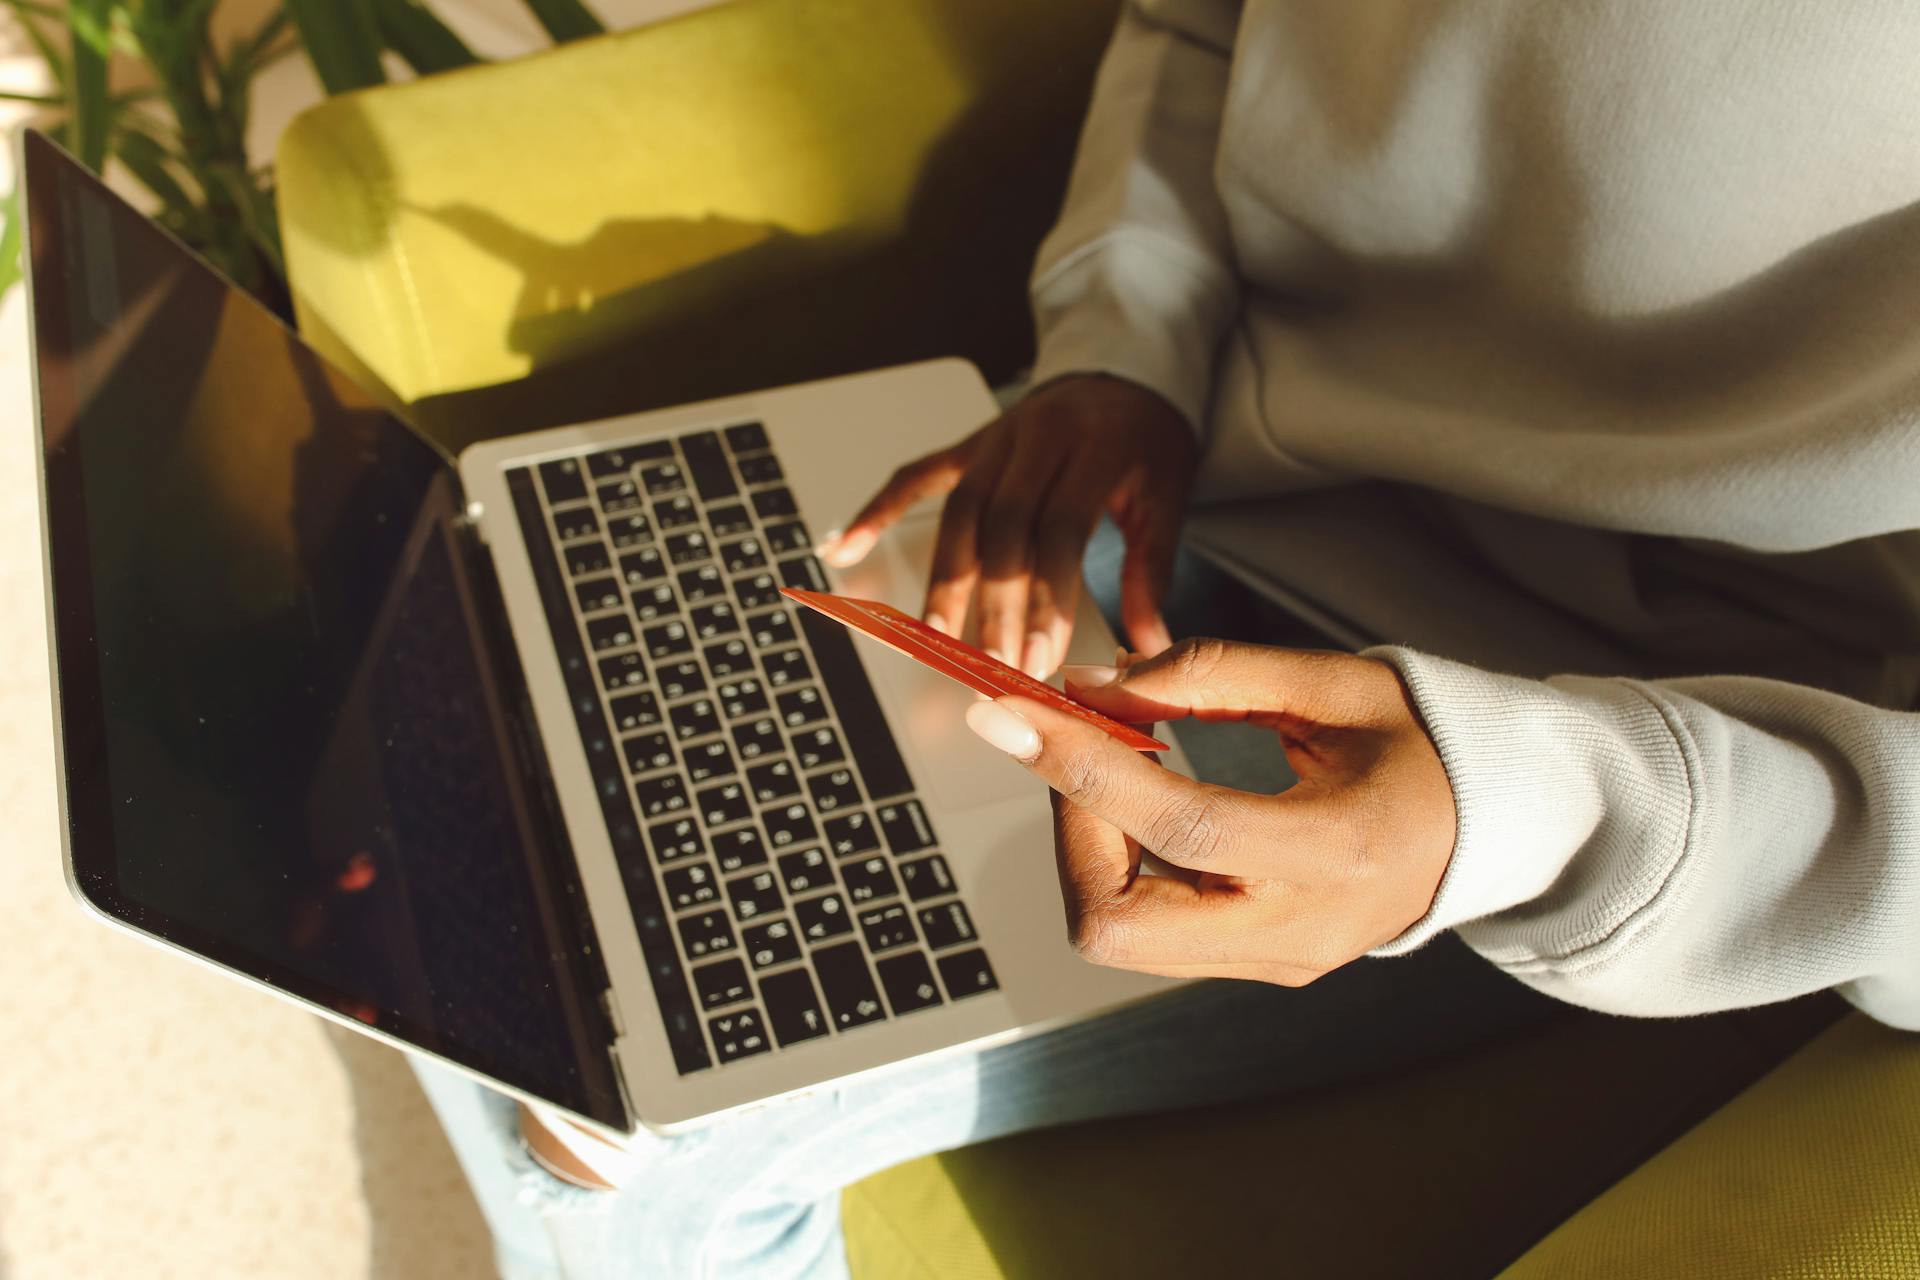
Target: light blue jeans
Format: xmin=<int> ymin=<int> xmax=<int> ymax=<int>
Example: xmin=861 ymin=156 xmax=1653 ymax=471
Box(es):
xmin=412 ymin=529 xmax=1557 ymax=1278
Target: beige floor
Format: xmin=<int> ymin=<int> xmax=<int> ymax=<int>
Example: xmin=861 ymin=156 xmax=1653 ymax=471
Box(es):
xmin=0 ymin=3 xmax=712 ymax=1276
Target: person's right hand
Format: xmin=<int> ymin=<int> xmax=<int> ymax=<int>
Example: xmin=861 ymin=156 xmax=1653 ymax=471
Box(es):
xmin=817 ymin=374 xmax=1197 ymax=676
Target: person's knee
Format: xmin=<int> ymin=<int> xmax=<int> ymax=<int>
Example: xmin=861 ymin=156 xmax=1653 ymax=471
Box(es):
xmin=518 ymin=1103 xmax=625 ymax=1191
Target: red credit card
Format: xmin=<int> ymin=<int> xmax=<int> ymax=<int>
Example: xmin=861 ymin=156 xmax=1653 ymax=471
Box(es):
xmin=781 ymin=587 xmax=1170 ymax=752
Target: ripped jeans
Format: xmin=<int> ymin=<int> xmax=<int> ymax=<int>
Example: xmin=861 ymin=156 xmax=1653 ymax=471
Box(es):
xmin=410 ymin=528 xmax=1557 ymax=1278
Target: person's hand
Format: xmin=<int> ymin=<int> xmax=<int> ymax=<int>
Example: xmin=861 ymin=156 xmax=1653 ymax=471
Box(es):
xmin=818 ymin=375 xmax=1196 ymax=676
xmin=961 ymin=639 xmax=1457 ymax=984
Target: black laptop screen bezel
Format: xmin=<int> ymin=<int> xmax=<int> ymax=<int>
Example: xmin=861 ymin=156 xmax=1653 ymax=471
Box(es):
xmin=21 ymin=129 xmax=629 ymax=1130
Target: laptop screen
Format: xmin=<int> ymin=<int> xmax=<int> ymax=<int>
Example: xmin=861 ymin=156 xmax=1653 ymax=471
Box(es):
xmin=23 ymin=131 xmax=627 ymax=1128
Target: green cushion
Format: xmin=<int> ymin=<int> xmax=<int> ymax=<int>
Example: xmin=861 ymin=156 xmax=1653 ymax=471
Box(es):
xmin=276 ymin=0 xmax=1119 ymax=449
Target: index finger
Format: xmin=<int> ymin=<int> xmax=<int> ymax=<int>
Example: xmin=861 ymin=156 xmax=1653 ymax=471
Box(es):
xmin=821 ymin=443 xmax=971 ymax=568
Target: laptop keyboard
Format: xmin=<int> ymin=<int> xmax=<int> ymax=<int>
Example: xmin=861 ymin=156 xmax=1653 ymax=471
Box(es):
xmin=506 ymin=423 xmax=997 ymax=1075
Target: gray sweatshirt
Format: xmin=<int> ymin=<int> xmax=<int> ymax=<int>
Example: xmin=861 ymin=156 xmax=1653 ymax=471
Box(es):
xmin=1027 ymin=0 xmax=1920 ymax=1025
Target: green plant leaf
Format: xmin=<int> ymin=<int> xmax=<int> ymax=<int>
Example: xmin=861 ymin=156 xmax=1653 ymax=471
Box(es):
xmin=65 ymin=0 xmax=115 ymax=169
xmin=284 ymin=0 xmax=387 ymax=94
xmin=0 ymin=89 xmax=63 ymax=105
xmin=520 ymin=0 xmax=604 ymax=44
xmin=1 ymin=0 xmax=69 ymax=93
xmin=0 ymin=177 xmax=22 ymax=301
xmin=370 ymin=0 xmax=477 ymax=75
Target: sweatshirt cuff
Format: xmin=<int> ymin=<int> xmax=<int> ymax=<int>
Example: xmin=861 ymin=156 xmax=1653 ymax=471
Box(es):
xmin=1028 ymin=231 xmax=1238 ymax=438
xmin=1361 ymin=648 xmax=1608 ymax=957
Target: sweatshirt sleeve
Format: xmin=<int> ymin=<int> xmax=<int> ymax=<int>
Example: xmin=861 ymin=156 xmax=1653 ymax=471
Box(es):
xmin=1027 ymin=0 xmax=1244 ymax=435
xmin=1365 ymin=648 xmax=1920 ymax=1029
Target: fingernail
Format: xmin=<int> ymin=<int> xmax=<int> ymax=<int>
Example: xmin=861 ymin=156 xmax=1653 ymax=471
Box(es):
xmin=925 ymin=612 xmax=951 ymax=636
xmin=1022 ymin=631 xmax=1051 ymax=679
xmin=1113 ymin=645 xmax=1128 ymax=667
xmin=965 ymin=699 xmax=1040 ymax=760
xmin=819 ymin=528 xmax=875 ymax=567
xmin=1062 ymin=664 xmax=1120 ymax=688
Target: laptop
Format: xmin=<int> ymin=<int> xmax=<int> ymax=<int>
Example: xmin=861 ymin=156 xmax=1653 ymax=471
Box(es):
xmin=20 ymin=129 xmax=1188 ymax=1136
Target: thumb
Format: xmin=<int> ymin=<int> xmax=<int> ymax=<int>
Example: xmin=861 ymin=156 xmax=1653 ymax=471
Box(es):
xmin=1062 ymin=637 xmax=1368 ymax=727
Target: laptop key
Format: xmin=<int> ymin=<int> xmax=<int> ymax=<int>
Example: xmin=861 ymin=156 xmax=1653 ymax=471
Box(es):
xmin=619 ymin=547 xmax=666 ymax=584
xmin=657 ymin=660 xmax=706 ymax=701
xmin=635 ymin=773 xmax=689 ymax=817
xmin=937 ymin=949 xmax=999 ymax=1001
xmin=587 ymin=615 xmax=636 ymax=653
xmin=640 ymin=461 xmax=686 ymax=496
xmin=645 ymin=620 xmax=692 ymax=660
xmin=539 ymin=457 xmax=589 ymax=503
xmin=747 ymin=759 xmax=800 ymax=804
xmin=705 ymin=637 xmax=754 ymax=678
xmin=708 ymin=503 xmax=754 ymax=539
xmin=876 ymin=951 xmax=944 ymax=1016
xmin=743 ymin=918 xmax=802 ymax=971
xmin=751 ymin=487 xmax=798 ymax=520
xmin=691 ymin=601 xmax=740 ymax=641
xmin=841 ymin=856 xmax=899 ymax=905
xmin=685 ymin=738 xmax=736 ymax=784
xmin=588 ymin=443 xmax=668 ymax=477
xmin=599 ymin=651 xmax=647 ymax=692
xmin=678 ymin=910 xmax=734 ymax=960
xmin=670 ymin=697 xmax=721 ymax=742
xmin=723 ymin=421 xmax=769 ymax=454
xmin=760 ymin=968 xmax=829 ymax=1046
xmin=777 ymin=685 xmax=827 ymax=728
xmin=630 ymin=583 xmax=676 ymax=623
xmin=721 ymin=537 xmax=766 ymax=573
xmin=598 ymin=478 xmax=643 ymax=514
xmin=762 ymin=520 xmax=811 ymax=556
xmin=697 ymin=781 xmax=752 ymax=829
xmin=726 ymin=870 xmax=784 ymax=922
xmin=813 ymin=942 xmax=887 ymax=1031
xmin=807 ymin=767 xmax=861 ymax=813
xmin=764 ymin=649 xmax=813 ymax=689
xmin=693 ymin=957 xmax=753 ymax=1011
xmin=791 ymin=725 xmax=844 ymax=770
xmin=777 ymin=554 xmax=829 ymax=593
xmin=663 ymin=861 xmax=718 ymax=909
xmin=764 ymin=802 xmax=818 ymax=849
xmin=565 ymin=540 xmax=610 ymax=576
xmin=918 ymin=900 xmax=979 ymax=950
xmin=738 ymin=453 xmax=783 ymax=487
xmin=898 ymin=854 xmax=955 ymax=902
xmin=679 ymin=564 xmax=726 ymax=604
xmin=713 ymin=827 xmax=769 ymax=874
xmin=609 ymin=689 xmax=661 ymax=732
xmin=732 ymin=716 xmax=782 ymax=761
xmin=553 ymin=505 xmax=599 ymax=541
xmin=777 ymin=847 xmax=833 ymax=896
xmin=679 ymin=430 xmax=740 ymax=502
xmin=709 ymin=1008 xmax=770 ymax=1063
xmin=719 ymin=675 xmax=769 ymax=721
xmin=647 ymin=816 xmax=704 ymax=863
xmin=574 ymin=576 xmax=622 ymax=613
xmin=824 ymin=810 xmax=880 ymax=859
xmin=665 ymin=530 xmax=711 ymax=566
xmin=746 ymin=608 xmax=797 ymax=651
xmin=606 ymin=513 xmax=652 ymax=549
xmin=877 ymin=800 xmax=936 ymax=855
xmin=657 ymin=494 xmax=700 ymax=530
xmin=859 ymin=903 xmax=917 ymax=954
xmin=794 ymin=891 xmax=852 ymax=942
xmin=733 ymin=571 xmax=783 ymax=613
xmin=621 ymin=730 xmax=674 ymax=774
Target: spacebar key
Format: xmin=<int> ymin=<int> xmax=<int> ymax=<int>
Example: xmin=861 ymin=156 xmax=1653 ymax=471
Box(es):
xmin=798 ymin=608 xmax=914 ymax=800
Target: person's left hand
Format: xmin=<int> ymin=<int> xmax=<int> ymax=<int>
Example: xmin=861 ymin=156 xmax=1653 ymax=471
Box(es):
xmin=961 ymin=638 xmax=1457 ymax=984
